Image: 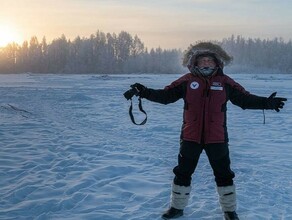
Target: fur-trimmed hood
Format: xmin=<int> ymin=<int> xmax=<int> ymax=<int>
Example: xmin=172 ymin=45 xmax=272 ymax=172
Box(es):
xmin=183 ymin=42 xmax=233 ymax=72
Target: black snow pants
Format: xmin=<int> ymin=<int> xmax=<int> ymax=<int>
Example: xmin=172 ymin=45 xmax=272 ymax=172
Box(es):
xmin=173 ymin=140 xmax=235 ymax=187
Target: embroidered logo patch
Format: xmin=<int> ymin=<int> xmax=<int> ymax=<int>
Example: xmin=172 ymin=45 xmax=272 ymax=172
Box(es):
xmin=190 ymin=81 xmax=199 ymax=89
xmin=212 ymin=82 xmax=221 ymax=86
xmin=211 ymin=86 xmax=223 ymax=91
xmin=211 ymin=82 xmax=223 ymax=91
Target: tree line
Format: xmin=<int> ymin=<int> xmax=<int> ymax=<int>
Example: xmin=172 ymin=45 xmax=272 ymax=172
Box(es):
xmin=221 ymin=35 xmax=292 ymax=73
xmin=0 ymin=31 xmax=291 ymax=74
xmin=0 ymin=31 xmax=183 ymax=74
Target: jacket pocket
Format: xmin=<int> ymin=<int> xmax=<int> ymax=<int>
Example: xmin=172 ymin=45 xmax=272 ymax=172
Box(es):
xmin=208 ymin=113 xmax=225 ymax=141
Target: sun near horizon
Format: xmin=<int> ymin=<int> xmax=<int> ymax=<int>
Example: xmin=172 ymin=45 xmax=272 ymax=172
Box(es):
xmin=0 ymin=23 xmax=23 ymax=47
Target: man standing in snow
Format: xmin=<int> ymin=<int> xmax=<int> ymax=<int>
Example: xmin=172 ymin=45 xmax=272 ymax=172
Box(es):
xmin=126 ymin=42 xmax=287 ymax=220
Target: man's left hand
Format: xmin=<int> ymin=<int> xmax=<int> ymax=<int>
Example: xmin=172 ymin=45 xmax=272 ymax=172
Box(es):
xmin=266 ymin=92 xmax=287 ymax=112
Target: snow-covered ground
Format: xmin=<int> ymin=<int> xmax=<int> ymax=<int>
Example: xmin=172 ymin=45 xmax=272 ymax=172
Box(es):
xmin=0 ymin=73 xmax=291 ymax=220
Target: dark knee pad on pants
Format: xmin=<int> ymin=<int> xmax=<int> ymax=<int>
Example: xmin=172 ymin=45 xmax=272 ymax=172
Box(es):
xmin=212 ymin=153 xmax=235 ymax=186
xmin=205 ymin=144 xmax=235 ymax=186
xmin=173 ymin=155 xmax=195 ymax=186
xmin=173 ymin=141 xmax=202 ymax=186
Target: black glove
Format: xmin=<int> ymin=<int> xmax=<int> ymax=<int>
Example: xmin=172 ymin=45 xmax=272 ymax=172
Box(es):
xmin=130 ymin=83 xmax=150 ymax=98
xmin=124 ymin=83 xmax=149 ymax=100
xmin=131 ymin=83 xmax=146 ymax=94
xmin=265 ymin=92 xmax=287 ymax=112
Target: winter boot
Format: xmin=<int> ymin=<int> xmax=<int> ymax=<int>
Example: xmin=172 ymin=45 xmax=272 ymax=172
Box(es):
xmin=224 ymin=211 xmax=239 ymax=220
xmin=161 ymin=207 xmax=183 ymax=219
xmin=217 ymin=185 xmax=238 ymax=219
xmin=162 ymin=183 xmax=191 ymax=219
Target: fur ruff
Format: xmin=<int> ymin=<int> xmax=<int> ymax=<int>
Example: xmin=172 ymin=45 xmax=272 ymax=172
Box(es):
xmin=183 ymin=42 xmax=233 ymax=70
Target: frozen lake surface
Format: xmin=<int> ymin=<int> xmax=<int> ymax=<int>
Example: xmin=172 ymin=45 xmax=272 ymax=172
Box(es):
xmin=0 ymin=73 xmax=291 ymax=219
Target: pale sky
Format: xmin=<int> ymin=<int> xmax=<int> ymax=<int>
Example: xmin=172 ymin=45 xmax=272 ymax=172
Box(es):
xmin=1 ymin=0 xmax=292 ymax=49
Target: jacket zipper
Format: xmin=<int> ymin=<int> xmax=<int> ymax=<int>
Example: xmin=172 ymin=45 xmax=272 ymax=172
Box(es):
xmin=201 ymin=78 xmax=211 ymax=143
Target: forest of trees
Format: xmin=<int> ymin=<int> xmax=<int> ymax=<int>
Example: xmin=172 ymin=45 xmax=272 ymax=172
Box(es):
xmin=221 ymin=35 xmax=292 ymax=73
xmin=0 ymin=31 xmax=291 ymax=74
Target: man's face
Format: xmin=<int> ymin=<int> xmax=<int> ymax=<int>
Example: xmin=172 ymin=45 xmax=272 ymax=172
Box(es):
xmin=197 ymin=56 xmax=216 ymax=68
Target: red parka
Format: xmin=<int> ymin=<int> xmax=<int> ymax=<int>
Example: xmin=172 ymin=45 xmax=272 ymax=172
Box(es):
xmin=144 ymin=71 xmax=267 ymax=144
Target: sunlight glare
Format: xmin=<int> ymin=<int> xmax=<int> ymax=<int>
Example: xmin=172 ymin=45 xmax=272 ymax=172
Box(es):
xmin=0 ymin=24 xmax=22 ymax=47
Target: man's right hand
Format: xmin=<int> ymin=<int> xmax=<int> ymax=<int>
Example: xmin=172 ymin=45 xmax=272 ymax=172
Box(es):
xmin=130 ymin=83 xmax=146 ymax=95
